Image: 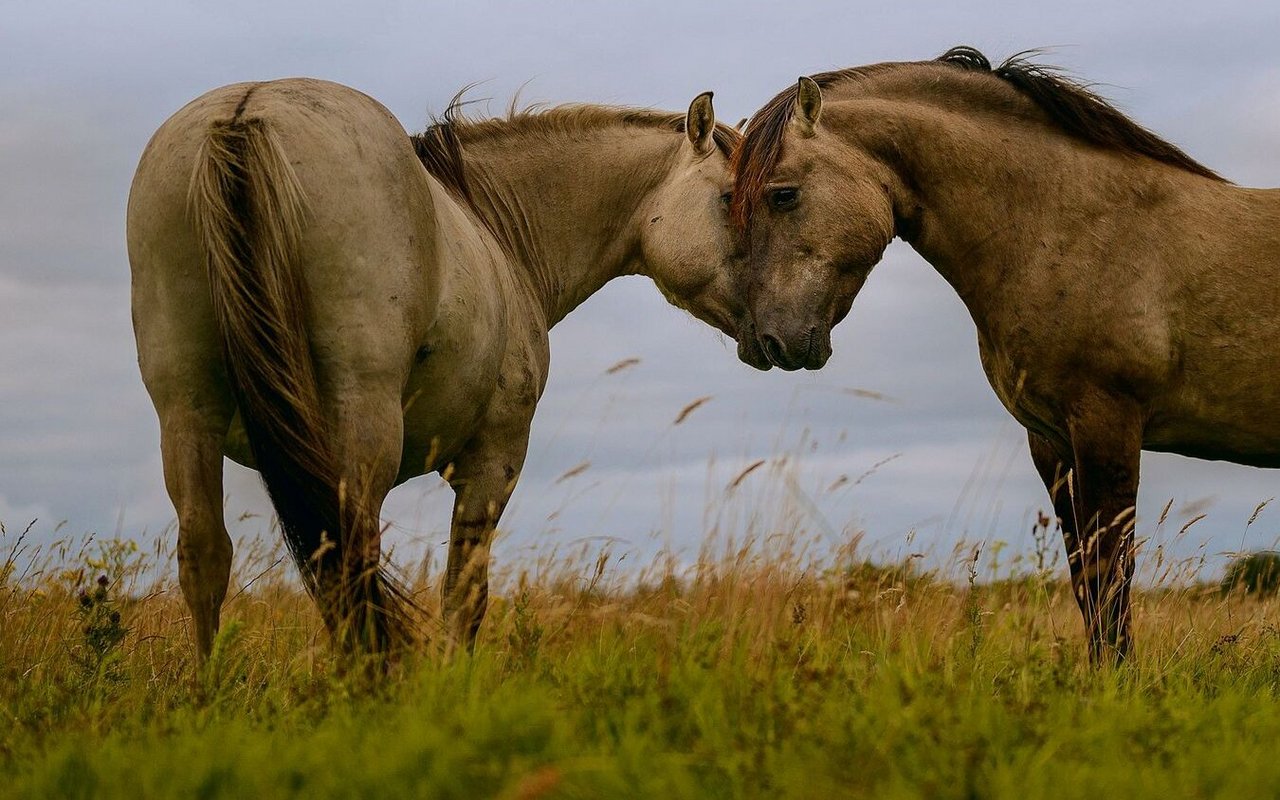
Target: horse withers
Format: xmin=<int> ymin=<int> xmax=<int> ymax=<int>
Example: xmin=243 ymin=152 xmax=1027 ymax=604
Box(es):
xmin=128 ymin=78 xmax=755 ymax=662
xmin=731 ymin=47 xmax=1280 ymax=662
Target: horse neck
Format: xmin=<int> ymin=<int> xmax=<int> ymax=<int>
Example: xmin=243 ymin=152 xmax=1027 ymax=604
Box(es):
xmin=459 ymin=129 xmax=679 ymax=326
xmin=835 ymin=92 xmax=1210 ymax=317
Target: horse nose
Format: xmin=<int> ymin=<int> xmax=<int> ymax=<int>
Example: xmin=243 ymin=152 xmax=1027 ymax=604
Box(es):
xmin=758 ymin=330 xmax=809 ymax=370
xmin=759 ymin=332 xmax=787 ymax=367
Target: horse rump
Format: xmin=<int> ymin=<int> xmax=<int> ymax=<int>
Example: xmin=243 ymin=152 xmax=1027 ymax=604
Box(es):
xmin=187 ymin=110 xmax=413 ymax=654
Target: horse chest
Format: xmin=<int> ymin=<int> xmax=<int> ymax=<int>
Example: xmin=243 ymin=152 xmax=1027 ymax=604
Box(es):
xmin=975 ymin=334 xmax=1066 ymax=441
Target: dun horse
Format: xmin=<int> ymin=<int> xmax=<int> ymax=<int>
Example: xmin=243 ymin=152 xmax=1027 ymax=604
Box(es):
xmin=731 ymin=47 xmax=1280 ymax=662
xmin=128 ymin=78 xmax=749 ymax=661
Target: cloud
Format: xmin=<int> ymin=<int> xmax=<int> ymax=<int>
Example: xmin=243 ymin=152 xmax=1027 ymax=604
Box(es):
xmin=0 ymin=495 xmax=51 ymax=533
xmin=3 ymin=0 xmax=1280 ymax=584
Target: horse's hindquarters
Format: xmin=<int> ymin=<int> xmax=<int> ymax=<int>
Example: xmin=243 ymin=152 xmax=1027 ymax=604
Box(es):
xmin=130 ymin=78 xmax=448 ymax=431
xmin=129 ymin=77 xmax=468 ymax=655
xmin=128 ymin=85 xmax=252 ymax=428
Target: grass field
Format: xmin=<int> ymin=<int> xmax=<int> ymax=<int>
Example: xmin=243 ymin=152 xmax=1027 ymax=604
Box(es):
xmin=5 ymin=520 xmax=1280 ymax=799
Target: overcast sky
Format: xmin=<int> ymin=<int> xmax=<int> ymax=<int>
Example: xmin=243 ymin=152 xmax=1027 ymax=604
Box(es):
xmin=4 ymin=0 xmax=1280 ymax=584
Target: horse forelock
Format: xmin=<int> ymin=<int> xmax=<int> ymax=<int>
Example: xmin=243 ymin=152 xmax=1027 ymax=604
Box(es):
xmin=729 ymin=67 xmax=874 ymax=236
xmin=730 ymin=84 xmax=796 ymax=236
xmin=731 ymin=46 xmax=1225 ymax=235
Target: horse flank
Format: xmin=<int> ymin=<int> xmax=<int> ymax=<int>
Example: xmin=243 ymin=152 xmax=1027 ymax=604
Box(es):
xmin=188 ymin=113 xmax=413 ymax=651
xmin=730 ymin=45 xmax=1224 ymax=232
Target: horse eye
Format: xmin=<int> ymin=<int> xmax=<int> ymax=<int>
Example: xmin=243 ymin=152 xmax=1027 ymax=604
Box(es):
xmin=769 ymin=188 xmax=800 ymax=211
xmin=719 ymin=192 xmax=733 ymax=207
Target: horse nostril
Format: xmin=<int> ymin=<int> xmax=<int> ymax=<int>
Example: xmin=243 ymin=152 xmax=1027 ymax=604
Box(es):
xmin=760 ymin=333 xmax=786 ymax=365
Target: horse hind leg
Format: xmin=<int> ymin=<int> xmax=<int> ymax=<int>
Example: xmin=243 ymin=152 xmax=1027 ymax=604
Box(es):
xmin=159 ymin=404 xmax=234 ymax=662
xmin=320 ymin=386 xmax=414 ymax=652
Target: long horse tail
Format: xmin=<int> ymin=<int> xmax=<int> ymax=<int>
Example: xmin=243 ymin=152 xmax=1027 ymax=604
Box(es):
xmin=187 ymin=111 xmax=412 ymax=654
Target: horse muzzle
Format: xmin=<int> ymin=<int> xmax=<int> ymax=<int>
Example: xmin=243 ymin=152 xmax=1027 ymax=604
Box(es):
xmin=756 ymin=324 xmax=831 ymax=371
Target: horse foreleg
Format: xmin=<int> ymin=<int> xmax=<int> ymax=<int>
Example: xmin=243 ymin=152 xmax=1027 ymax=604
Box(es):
xmin=1066 ymin=394 xmax=1143 ymax=664
xmin=160 ymin=409 xmax=233 ymax=663
xmin=1026 ymin=431 xmax=1087 ymax=616
xmin=442 ymin=433 xmax=527 ymax=652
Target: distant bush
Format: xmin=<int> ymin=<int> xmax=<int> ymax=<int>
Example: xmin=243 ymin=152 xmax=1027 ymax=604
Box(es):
xmin=841 ymin=558 xmax=932 ymax=596
xmin=1221 ymin=551 xmax=1280 ymax=597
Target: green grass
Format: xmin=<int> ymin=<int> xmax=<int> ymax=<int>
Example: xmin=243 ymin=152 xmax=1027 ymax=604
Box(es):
xmin=6 ymin=529 xmax=1280 ymax=799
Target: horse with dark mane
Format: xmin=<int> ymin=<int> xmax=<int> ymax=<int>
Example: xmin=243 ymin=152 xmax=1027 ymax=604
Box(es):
xmin=731 ymin=46 xmax=1280 ymax=662
xmin=128 ymin=78 xmax=749 ymax=662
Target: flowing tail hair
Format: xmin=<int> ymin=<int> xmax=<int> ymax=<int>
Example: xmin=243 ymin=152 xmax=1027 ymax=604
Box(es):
xmin=187 ymin=113 xmax=413 ymax=653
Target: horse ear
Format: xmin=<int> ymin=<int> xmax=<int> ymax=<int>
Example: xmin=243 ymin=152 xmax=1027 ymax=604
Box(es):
xmin=686 ymin=91 xmax=716 ymax=155
xmin=791 ymin=76 xmax=822 ymax=137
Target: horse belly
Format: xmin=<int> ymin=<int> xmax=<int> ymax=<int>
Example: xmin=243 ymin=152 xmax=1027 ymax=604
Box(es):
xmin=398 ymin=337 xmax=506 ymax=479
xmin=1146 ymin=379 xmax=1280 ymax=467
xmin=1146 ymin=326 xmax=1280 ymax=465
xmin=396 ymin=258 xmax=531 ymax=482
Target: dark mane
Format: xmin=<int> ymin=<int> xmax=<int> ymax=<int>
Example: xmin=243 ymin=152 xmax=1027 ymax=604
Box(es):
xmin=940 ymin=46 xmax=1222 ymax=181
xmin=411 ymin=91 xmax=475 ymax=207
xmin=412 ymin=93 xmax=739 ymax=219
xmin=731 ymin=45 xmax=1224 ymax=232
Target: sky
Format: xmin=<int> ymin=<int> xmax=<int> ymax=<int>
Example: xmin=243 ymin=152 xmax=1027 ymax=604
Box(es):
xmin=4 ymin=0 xmax=1280 ymax=585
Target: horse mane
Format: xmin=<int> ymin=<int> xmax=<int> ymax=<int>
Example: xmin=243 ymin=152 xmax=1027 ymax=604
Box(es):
xmin=731 ymin=45 xmax=1224 ymax=232
xmin=412 ymin=92 xmax=739 ymax=221
xmin=940 ymin=46 xmax=1222 ymax=181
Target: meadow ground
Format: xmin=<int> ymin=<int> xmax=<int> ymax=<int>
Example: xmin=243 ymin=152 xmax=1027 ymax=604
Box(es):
xmin=5 ymin=520 xmax=1280 ymax=800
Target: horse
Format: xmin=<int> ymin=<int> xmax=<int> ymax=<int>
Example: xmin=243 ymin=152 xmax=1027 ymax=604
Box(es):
xmin=729 ymin=46 xmax=1280 ymax=662
xmin=127 ymin=77 xmax=753 ymax=662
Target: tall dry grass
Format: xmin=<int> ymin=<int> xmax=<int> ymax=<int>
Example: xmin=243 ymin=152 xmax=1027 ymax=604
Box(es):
xmin=6 ymin=459 xmax=1280 ymax=796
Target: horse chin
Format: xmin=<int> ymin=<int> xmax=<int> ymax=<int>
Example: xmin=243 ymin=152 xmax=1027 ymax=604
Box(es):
xmin=804 ymin=326 xmax=833 ymax=370
xmin=738 ymin=337 xmax=774 ymax=371
xmin=804 ymin=350 xmax=831 ymax=370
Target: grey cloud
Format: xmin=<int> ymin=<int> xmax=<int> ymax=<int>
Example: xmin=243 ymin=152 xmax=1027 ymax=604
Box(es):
xmin=3 ymin=0 xmax=1279 ymax=582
